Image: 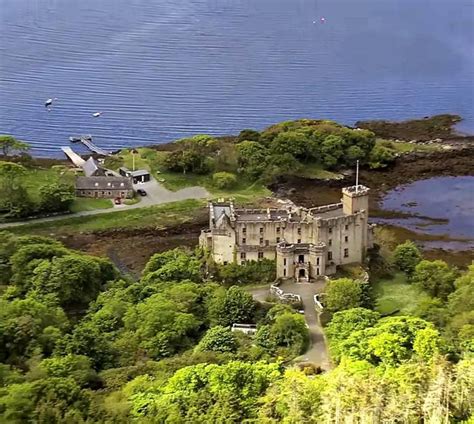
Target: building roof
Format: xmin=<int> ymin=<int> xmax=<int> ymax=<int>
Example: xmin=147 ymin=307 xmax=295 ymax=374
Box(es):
xmin=129 ymin=169 xmax=150 ymax=177
xmin=82 ymin=156 xmax=104 ymax=177
xmin=75 ymin=176 xmax=133 ymax=190
xmin=118 ymin=167 xmax=149 ymax=177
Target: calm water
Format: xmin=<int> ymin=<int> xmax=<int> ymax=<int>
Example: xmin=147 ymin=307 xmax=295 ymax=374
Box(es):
xmin=378 ymin=176 xmax=474 ymax=250
xmin=1 ymin=0 xmax=473 ymax=156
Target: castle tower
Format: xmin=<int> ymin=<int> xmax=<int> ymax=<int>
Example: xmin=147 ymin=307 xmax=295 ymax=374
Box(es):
xmin=342 ymin=185 xmax=370 ymax=215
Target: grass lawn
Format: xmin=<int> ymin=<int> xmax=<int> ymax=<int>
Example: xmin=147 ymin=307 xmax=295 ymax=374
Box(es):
xmin=7 ymin=199 xmax=205 ymax=236
xmin=69 ymin=198 xmax=113 ymax=213
xmin=372 ymin=272 xmax=431 ymax=316
xmin=375 ymin=139 xmax=441 ymax=153
xmin=298 ymin=162 xmax=343 ymax=180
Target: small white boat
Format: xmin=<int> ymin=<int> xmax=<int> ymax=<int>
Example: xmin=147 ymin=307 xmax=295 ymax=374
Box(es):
xmin=93 ymin=112 xmax=103 ymax=117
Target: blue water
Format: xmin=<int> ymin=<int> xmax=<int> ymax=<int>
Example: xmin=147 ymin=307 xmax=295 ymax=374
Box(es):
xmin=1 ymin=0 xmax=473 ymax=157
xmin=378 ymin=176 xmax=474 ymax=250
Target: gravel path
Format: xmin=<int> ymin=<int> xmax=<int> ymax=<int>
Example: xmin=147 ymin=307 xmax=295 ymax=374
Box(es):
xmin=0 ymin=178 xmax=209 ymax=229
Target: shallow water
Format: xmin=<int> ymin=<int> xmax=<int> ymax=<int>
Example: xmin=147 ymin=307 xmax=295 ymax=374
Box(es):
xmin=377 ymin=176 xmax=474 ymax=250
xmin=1 ymin=0 xmax=473 ymax=156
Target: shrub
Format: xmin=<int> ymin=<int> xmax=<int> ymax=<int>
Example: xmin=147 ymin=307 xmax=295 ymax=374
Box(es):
xmin=212 ymin=172 xmax=237 ymax=189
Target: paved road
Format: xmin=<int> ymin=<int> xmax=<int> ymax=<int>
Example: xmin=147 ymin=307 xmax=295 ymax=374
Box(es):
xmin=0 ymin=178 xmax=209 ymax=229
xmin=250 ymin=280 xmax=331 ymax=371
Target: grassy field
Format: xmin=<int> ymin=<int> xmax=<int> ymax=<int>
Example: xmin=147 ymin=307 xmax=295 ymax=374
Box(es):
xmin=7 ymin=199 xmax=206 ymax=236
xmin=298 ymin=162 xmax=343 ymax=180
xmin=375 ymin=139 xmax=442 ymax=153
xmin=372 ymin=272 xmax=431 ymax=316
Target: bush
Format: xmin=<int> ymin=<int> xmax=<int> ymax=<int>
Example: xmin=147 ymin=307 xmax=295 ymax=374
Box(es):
xmin=325 ymin=278 xmax=363 ymax=313
xmin=212 ymin=172 xmax=237 ymax=189
xmin=195 ymin=326 xmax=238 ymax=353
xmin=393 ymin=241 xmax=422 ymax=276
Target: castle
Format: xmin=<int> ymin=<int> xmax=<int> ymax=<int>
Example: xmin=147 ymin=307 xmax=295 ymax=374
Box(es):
xmin=199 ymin=185 xmax=374 ymax=281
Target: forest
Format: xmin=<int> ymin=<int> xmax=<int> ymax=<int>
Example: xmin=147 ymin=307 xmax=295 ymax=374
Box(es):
xmin=0 ymin=233 xmax=472 ymax=423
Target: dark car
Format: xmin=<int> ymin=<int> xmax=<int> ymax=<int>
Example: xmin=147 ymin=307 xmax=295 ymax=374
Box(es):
xmin=136 ymin=189 xmax=147 ymax=196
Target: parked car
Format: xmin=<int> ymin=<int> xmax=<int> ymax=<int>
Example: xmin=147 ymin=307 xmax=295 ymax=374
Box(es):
xmin=136 ymin=189 xmax=147 ymax=196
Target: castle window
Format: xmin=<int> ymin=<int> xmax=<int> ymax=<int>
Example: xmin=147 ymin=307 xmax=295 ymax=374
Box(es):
xmin=242 ymin=238 xmax=246 ymax=244
xmin=259 ymin=227 xmax=264 ymax=234
xmin=344 ymin=248 xmax=349 ymax=258
xmin=284 ymin=258 xmax=287 ymax=266
xmin=328 ymin=239 xmax=332 ymax=246
xmin=345 ymin=224 xmax=349 ymax=231
xmin=258 ymin=252 xmax=264 ymax=259
xmin=297 ymin=228 xmax=301 ymax=235
xmin=223 ymin=261 xmax=228 ymax=265
xmin=276 ymin=237 xmax=280 ymax=243
xmin=317 ymin=257 xmax=320 ymax=266
xmin=328 ymin=251 xmax=333 ymax=261
xmin=265 ymin=240 xmax=269 ymax=246
xmin=240 ymin=252 xmax=246 ymax=260
xmin=276 ymin=227 xmax=281 ymax=234
xmin=242 ymin=227 xmax=246 ymax=234
xmin=328 ymin=227 xmax=333 ymax=234
xmin=316 ymin=268 xmax=320 ymax=275
xmin=260 ymin=237 xmax=264 ymax=244
xmin=283 ymin=268 xmax=287 ymax=277
xmin=345 ymin=236 xmax=349 ymax=243
xmin=297 ymin=239 xmax=301 ymax=244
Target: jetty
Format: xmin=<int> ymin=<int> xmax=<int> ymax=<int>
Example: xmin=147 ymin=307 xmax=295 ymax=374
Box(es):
xmin=69 ymin=135 xmax=111 ymax=156
xmin=61 ymin=147 xmax=86 ymax=167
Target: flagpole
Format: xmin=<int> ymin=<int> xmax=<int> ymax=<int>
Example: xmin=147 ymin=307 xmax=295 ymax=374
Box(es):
xmin=356 ymin=160 xmax=359 ymax=192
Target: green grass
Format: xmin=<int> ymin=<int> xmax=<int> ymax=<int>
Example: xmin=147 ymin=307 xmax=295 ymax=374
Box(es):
xmin=299 ymin=163 xmax=343 ymax=180
xmin=372 ymin=272 xmax=431 ymax=316
xmin=2 ymin=166 xmax=76 ymax=203
xmin=69 ymin=198 xmax=113 ymax=213
xmin=375 ymin=139 xmax=441 ymax=153
xmin=7 ymin=199 xmax=206 ymax=236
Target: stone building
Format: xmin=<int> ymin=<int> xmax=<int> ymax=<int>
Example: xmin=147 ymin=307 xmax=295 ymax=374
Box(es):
xmin=199 ymin=185 xmax=373 ymax=281
xmin=75 ymin=176 xmax=133 ymax=199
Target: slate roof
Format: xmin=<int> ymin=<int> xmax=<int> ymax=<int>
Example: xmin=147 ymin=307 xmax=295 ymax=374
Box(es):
xmin=82 ymin=156 xmax=105 ymax=177
xmin=75 ymin=176 xmax=133 ymax=190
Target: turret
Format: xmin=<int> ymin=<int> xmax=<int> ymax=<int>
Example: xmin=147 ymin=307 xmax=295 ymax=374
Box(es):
xmin=342 ymin=185 xmax=369 ymax=215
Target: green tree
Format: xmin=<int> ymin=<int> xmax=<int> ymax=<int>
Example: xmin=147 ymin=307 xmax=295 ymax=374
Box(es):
xmin=0 ymin=298 xmax=68 ymax=364
xmin=212 ymin=171 xmax=237 ymax=189
xmin=368 ymin=144 xmax=396 ymax=169
xmin=393 ymin=241 xmax=422 ymax=275
xmin=412 ymin=260 xmax=457 ymax=300
xmin=238 ymin=129 xmax=261 ymax=142
xmin=321 ymin=135 xmax=345 ymax=168
xmin=271 ymin=313 xmax=309 ymax=354
xmin=326 ymin=308 xmax=380 ymax=362
xmin=236 ymin=141 xmax=268 ymax=178
xmin=195 ymin=325 xmax=238 ymax=353
xmin=0 ymin=135 xmax=29 ymax=156
xmin=142 ymin=248 xmax=202 ymax=283
xmin=38 ymin=182 xmax=75 ymax=213
xmin=31 ymin=254 xmax=106 ymax=306
xmin=208 ymin=286 xmax=256 ymax=327
xmin=269 ymin=131 xmax=309 ymax=160
xmin=325 ymin=278 xmax=363 ymax=313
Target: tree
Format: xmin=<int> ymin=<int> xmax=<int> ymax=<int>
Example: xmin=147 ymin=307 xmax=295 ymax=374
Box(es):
xmin=325 ymin=278 xmax=363 ymax=313
xmin=326 ymin=308 xmax=380 ymax=362
xmin=212 ymin=171 xmax=237 ymax=189
xmin=270 ymin=313 xmax=309 ymax=354
xmin=269 ymin=131 xmax=309 ymax=160
xmin=38 ymin=182 xmax=75 ymax=213
xmin=368 ymin=144 xmax=395 ymax=169
xmin=142 ymin=248 xmax=202 ymax=283
xmin=238 ymin=129 xmax=261 ymax=142
xmin=208 ymin=286 xmax=256 ymax=327
xmin=0 ymin=135 xmax=29 ymax=156
xmin=31 ymin=254 xmax=106 ymax=306
xmin=412 ymin=260 xmax=457 ymax=299
xmin=236 ymin=141 xmax=268 ymax=178
xmin=393 ymin=241 xmax=422 ymax=275
xmin=195 ymin=326 xmax=238 ymax=353
xmin=0 ymin=162 xmax=34 ymax=218
xmin=321 ymin=135 xmax=345 ymax=168
xmin=0 ymin=298 xmax=68 ymax=364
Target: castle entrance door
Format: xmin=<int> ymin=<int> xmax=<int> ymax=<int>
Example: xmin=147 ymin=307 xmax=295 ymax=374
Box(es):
xmin=299 ymin=269 xmax=306 ymax=278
